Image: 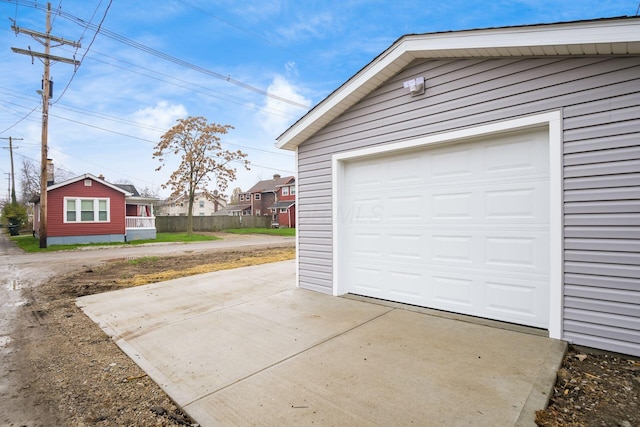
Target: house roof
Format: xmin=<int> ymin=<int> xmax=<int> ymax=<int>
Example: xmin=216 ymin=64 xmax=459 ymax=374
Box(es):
xmin=165 ymin=191 xmax=226 ymax=204
xmin=114 ymin=184 xmax=140 ymax=197
xmin=275 ymin=177 xmax=295 ymax=188
xmin=247 ymin=175 xmax=295 ymax=193
xmin=276 ymin=16 xmax=640 ymax=150
xmin=269 ymin=200 xmax=296 ymax=210
xmin=46 ymin=174 xmax=133 ymax=196
xmin=225 ymin=204 xmax=252 ymax=212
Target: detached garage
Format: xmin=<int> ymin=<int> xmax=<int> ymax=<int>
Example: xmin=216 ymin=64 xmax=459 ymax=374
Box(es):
xmin=277 ymin=17 xmax=640 ymax=357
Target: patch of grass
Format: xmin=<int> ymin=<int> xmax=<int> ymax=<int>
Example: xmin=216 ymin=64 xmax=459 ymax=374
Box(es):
xmin=9 ymin=232 xmax=220 ymax=252
xmin=128 ymin=256 xmax=159 ymax=266
xmin=223 ymin=227 xmax=295 ymax=237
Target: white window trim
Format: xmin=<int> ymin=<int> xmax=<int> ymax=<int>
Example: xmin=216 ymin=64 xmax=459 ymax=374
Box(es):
xmin=282 ymin=186 xmax=289 ymax=196
xmin=64 ymin=197 xmax=111 ymax=223
xmin=331 ymin=111 xmax=563 ymax=339
xmin=255 ymin=193 xmax=261 ymax=200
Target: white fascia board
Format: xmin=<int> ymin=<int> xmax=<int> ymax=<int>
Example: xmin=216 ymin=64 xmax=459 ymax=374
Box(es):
xmin=276 ymin=18 xmax=640 ymax=151
xmin=403 ymin=19 xmax=640 ymax=54
xmin=276 ymin=43 xmax=412 ymax=151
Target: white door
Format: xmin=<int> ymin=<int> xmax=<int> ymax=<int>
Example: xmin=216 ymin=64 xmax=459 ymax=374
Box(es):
xmin=339 ymin=128 xmax=550 ymax=328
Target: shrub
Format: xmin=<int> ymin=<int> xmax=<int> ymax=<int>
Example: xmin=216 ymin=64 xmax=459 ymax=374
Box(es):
xmin=1 ymin=202 xmax=28 ymax=226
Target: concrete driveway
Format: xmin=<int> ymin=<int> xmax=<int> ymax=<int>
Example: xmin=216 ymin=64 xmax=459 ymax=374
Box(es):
xmin=78 ymin=260 xmax=566 ymax=427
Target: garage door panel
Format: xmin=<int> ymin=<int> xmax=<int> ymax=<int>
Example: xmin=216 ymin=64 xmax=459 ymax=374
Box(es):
xmin=431 ymin=147 xmax=474 ymax=179
xmin=340 ymin=128 xmax=550 ymax=328
xmin=485 ymin=279 xmax=542 ymax=318
xmin=483 ymin=133 xmax=549 ymax=175
xmin=346 ymin=227 xmax=549 ymax=274
xmin=484 ymin=233 xmax=549 ymax=272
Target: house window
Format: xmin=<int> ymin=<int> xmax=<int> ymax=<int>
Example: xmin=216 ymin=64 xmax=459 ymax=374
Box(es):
xmin=84 ymin=179 xmax=92 ymax=187
xmin=290 ymin=186 xmax=295 ymax=195
xmin=240 ymin=194 xmax=244 ymax=201
xmin=256 ymin=209 xmax=261 ymax=216
xmin=199 ymin=200 xmax=205 ymax=208
xmin=81 ymin=200 xmax=94 ymax=221
xmin=280 ymin=208 xmax=287 ymax=213
xmin=255 ymin=193 xmax=261 ymax=200
xmin=65 ymin=198 xmax=110 ymax=223
xmin=98 ymin=200 xmax=108 ymax=221
xmin=66 ymin=200 xmax=76 ymax=221
xmin=282 ymin=186 xmax=289 ymax=196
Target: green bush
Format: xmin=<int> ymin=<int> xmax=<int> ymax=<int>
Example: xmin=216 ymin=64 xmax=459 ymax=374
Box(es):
xmin=1 ymin=202 xmax=28 ymax=226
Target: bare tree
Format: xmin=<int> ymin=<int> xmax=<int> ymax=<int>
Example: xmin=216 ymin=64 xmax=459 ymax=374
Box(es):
xmin=153 ymin=116 xmax=249 ymax=234
xmin=138 ymin=186 xmax=160 ymax=199
xmin=229 ymin=187 xmax=243 ymax=204
xmin=19 ymin=158 xmax=40 ymax=203
xmin=19 ymin=158 xmax=74 ymax=203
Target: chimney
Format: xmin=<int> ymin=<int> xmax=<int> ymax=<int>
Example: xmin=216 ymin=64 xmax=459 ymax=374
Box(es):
xmin=46 ymin=159 xmax=54 ymax=186
xmin=98 ymin=174 xmax=105 ymax=180
xmin=273 ymin=174 xmax=281 ymax=180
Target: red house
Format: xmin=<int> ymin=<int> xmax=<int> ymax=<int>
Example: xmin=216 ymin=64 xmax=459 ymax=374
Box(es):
xmin=32 ymin=174 xmax=157 ymax=246
xmin=269 ymin=177 xmax=296 ymax=228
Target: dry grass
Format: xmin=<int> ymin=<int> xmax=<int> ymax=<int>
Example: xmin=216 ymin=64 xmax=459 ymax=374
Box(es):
xmin=116 ymin=247 xmax=295 ymax=287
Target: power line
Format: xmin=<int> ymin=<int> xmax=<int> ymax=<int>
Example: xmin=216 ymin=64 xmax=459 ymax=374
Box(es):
xmin=176 ymin=0 xmax=294 ymax=54
xmin=2 ymin=0 xmax=310 ymax=110
xmin=0 ymin=101 xmax=40 ymax=134
xmin=0 ymin=94 xmax=295 ymax=159
xmin=52 ymin=0 xmax=113 ymax=104
xmin=55 ymin=47 xmax=299 ymax=119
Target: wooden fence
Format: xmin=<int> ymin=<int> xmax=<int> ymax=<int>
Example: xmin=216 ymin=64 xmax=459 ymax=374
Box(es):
xmin=155 ymin=215 xmax=271 ymax=232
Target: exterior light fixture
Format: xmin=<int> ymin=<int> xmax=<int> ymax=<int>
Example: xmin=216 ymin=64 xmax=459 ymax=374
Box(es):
xmin=403 ymin=77 xmax=425 ymax=96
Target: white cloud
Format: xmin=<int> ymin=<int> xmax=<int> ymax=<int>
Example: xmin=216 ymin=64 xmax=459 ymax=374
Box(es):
xmin=256 ymin=75 xmax=311 ymax=139
xmin=130 ymin=101 xmax=188 ymax=140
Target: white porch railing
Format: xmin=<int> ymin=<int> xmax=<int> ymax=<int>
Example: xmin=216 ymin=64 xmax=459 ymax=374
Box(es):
xmin=125 ymin=216 xmax=156 ymax=229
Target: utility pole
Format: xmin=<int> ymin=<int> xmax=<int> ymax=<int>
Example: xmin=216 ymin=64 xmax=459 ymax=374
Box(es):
xmin=11 ymin=2 xmax=80 ymax=248
xmin=4 ymin=173 xmax=10 ymax=201
xmin=0 ymin=136 xmax=23 ymax=204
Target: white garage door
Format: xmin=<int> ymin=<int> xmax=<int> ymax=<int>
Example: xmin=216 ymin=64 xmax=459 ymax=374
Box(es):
xmin=339 ymin=128 xmax=550 ymax=328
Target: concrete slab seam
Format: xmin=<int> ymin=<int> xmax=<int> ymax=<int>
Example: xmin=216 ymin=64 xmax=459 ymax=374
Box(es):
xmin=182 ymin=306 xmax=397 ymax=408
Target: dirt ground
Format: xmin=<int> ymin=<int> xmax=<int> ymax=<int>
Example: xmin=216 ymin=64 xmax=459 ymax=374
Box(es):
xmin=8 ymin=246 xmax=294 ymax=427
xmin=536 ymin=346 xmax=640 ymax=427
xmin=4 ymin=244 xmax=639 ymax=426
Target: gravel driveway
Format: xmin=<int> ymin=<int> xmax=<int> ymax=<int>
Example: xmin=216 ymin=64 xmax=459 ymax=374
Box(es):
xmin=0 ymin=232 xmax=294 ymax=425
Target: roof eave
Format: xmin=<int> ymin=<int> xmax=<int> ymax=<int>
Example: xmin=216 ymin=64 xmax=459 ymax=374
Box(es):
xmin=276 ymin=17 xmax=640 ymax=151
xmin=46 ymin=173 xmax=133 ymax=196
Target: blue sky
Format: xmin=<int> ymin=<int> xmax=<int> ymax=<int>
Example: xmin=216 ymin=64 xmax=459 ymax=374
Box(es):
xmin=0 ymin=0 xmax=636 ymax=200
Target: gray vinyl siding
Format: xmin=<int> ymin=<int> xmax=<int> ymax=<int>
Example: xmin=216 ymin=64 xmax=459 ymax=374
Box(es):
xmin=562 ymin=86 xmax=640 ymax=356
xmin=296 ymin=56 xmax=640 ymax=356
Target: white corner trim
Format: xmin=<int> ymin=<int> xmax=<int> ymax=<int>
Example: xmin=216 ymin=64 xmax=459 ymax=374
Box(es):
xmin=547 ymin=111 xmax=564 ymax=340
xmin=332 ymin=111 xmax=564 ymax=337
xmin=295 ymin=147 xmax=300 ymax=289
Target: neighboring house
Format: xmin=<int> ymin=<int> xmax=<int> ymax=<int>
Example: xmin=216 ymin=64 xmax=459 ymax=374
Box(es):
xmin=218 ymin=175 xmax=296 ymax=222
xmin=159 ymin=192 xmax=227 ymax=216
xmin=270 ymin=177 xmax=296 ymax=228
xmin=212 ymin=203 xmax=251 ymax=216
xmin=32 ymin=173 xmax=158 ymax=245
xmin=244 ymin=174 xmax=295 ymax=217
xmin=276 ymin=17 xmax=640 ymax=357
